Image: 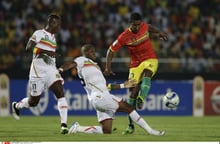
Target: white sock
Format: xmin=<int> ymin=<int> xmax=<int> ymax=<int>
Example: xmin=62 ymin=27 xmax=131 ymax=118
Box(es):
xmin=16 ymin=97 xmax=30 ymax=109
xmin=78 ymin=126 xmax=103 ymax=134
xmin=57 ymin=97 xmax=68 ymax=125
xmin=129 ymin=110 xmax=153 ymax=133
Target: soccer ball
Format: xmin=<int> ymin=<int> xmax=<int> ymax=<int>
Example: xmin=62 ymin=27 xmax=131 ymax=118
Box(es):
xmin=163 ymin=91 xmax=180 ymax=108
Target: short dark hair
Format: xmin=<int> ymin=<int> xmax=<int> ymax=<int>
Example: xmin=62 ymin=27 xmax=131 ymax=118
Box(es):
xmin=130 ymin=12 xmax=142 ymax=22
xmin=47 ymin=13 xmax=60 ymax=23
xmin=81 ymin=44 xmax=94 ymax=54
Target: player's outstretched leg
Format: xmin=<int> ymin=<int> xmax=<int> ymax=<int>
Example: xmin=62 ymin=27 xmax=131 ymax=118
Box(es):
xmin=68 ymin=122 xmax=103 ymax=134
xmin=122 ymin=98 xmax=136 ymax=135
xmin=137 ymin=77 xmax=151 ymax=109
xmin=129 ymin=110 xmax=165 ymax=136
xmin=57 ymin=97 xmax=69 ymax=134
xmin=11 ymin=97 xmax=31 ymax=120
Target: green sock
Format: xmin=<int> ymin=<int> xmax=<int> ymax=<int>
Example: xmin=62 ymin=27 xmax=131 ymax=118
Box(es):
xmin=139 ymin=77 xmax=151 ymax=100
xmin=127 ymin=98 xmax=136 ymax=126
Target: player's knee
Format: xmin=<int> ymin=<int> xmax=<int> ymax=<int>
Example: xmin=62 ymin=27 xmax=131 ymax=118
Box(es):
xmin=143 ymin=69 xmax=153 ymax=77
xmin=50 ymin=81 xmax=64 ymax=98
xmin=54 ymin=89 xmax=64 ymax=99
xmin=118 ymin=101 xmax=134 ymax=113
xmin=125 ymin=106 xmax=134 ymax=114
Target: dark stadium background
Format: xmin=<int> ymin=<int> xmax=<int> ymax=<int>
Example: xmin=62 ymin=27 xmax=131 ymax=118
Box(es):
xmin=0 ymin=0 xmax=219 ymax=80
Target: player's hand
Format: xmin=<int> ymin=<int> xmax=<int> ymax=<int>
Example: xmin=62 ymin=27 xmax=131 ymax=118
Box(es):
xmin=103 ymin=68 xmax=115 ymax=76
xmin=58 ymin=68 xmax=63 ymax=73
xmin=158 ymin=32 xmax=168 ymax=41
xmin=124 ymin=79 xmax=137 ymax=88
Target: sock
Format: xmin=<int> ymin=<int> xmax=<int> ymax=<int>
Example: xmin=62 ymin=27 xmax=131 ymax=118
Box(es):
xmin=127 ymin=98 xmax=136 ymax=126
xmin=57 ymin=97 xmax=68 ymax=125
xmin=139 ymin=77 xmax=151 ymax=100
xmin=16 ymin=97 xmax=30 ymax=109
xmin=78 ymin=126 xmax=103 ymax=134
xmin=129 ymin=110 xmax=153 ymax=133
xmin=127 ymin=98 xmax=136 ymax=107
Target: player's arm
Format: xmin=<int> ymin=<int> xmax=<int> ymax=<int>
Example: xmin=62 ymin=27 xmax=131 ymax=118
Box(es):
xmin=58 ymin=61 xmax=77 ymax=73
xmin=107 ymin=79 xmax=137 ymax=91
xmin=104 ymin=37 xmax=124 ymax=76
xmin=104 ymin=48 xmax=116 ymax=76
xmin=148 ymin=24 xmax=168 ymax=41
xmin=25 ymin=40 xmax=37 ymax=52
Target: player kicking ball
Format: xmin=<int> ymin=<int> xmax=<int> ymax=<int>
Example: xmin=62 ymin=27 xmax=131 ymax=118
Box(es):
xmin=58 ymin=44 xmax=165 ymax=135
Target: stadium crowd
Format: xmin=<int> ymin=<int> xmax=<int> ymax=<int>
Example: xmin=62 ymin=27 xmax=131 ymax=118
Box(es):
xmin=0 ymin=0 xmax=220 ymax=79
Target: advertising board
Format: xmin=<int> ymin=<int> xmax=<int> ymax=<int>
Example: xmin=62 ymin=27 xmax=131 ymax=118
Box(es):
xmin=9 ymin=80 xmax=193 ymax=116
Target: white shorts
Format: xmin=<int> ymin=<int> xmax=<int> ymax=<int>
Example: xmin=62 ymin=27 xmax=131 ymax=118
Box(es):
xmin=29 ymin=59 xmax=63 ymax=96
xmin=90 ymin=92 xmax=122 ymax=122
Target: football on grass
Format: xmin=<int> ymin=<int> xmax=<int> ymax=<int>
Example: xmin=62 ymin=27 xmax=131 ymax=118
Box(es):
xmin=163 ymin=91 xmax=180 ymax=108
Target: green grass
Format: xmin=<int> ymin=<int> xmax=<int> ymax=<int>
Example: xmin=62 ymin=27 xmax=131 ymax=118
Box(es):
xmin=0 ymin=115 xmax=220 ymax=142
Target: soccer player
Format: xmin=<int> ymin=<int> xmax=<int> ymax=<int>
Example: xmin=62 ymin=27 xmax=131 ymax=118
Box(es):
xmin=58 ymin=44 xmax=165 ymax=135
xmin=104 ymin=12 xmax=168 ymax=134
xmin=11 ymin=13 xmax=69 ymax=134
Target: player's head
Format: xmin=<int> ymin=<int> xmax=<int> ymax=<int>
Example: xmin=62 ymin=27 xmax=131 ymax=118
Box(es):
xmin=81 ymin=44 xmax=96 ymax=60
xmin=47 ymin=13 xmax=61 ymax=34
xmin=129 ymin=12 xmax=142 ymax=33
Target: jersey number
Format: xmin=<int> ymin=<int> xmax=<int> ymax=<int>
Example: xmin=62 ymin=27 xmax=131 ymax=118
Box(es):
xmin=32 ymin=83 xmax=37 ymax=93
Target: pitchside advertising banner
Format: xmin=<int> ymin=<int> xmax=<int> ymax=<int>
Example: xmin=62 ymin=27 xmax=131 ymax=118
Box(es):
xmin=9 ymin=79 xmax=193 ymax=116
xmin=193 ymin=76 xmax=220 ymax=116
xmin=204 ymin=81 xmax=220 ymax=115
xmin=0 ymin=74 xmax=10 ymax=116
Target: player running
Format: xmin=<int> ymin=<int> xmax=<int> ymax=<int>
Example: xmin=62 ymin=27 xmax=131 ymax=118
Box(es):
xmin=11 ymin=13 xmax=69 ymax=134
xmin=104 ymin=12 xmax=168 ymax=134
xmin=58 ymin=44 xmax=165 ymax=135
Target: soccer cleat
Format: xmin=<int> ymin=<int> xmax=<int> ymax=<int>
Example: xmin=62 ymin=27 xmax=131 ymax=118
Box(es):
xmin=61 ymin=127 xmax=69 ymax=134
xmin=159 ymin=131 xmax=165 ymax=136
xmin=68 ymin=122 xmax=80 ymax=134
xmin=61 ymin=126 xmax=69 ymax=134
xmin=136 ymin=96 xmax=144 ymax=109
xmin=149 ymin=129 xmax=165 ymax=136
xmin=60 ymin=123 xmax=69 ymax=134
xmin=12 ymin=102 xmax=20 ymax=120
xmin=122 ymin=124 xmax=135 ymax=135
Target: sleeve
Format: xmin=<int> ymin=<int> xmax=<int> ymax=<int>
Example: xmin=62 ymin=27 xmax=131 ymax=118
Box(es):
xmin=74 ymin=57 xmax=83 ymax=68
xmin=30 ymin=30 xmax=43 ymax=43
xmin=109 ymin=34 xmax=125 ymax=52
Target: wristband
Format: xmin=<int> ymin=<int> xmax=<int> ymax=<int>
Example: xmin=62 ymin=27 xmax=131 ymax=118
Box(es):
xmin=58 ymin=68 xmax=63 ymax=73
xmin=107 ymin=84 xmax=112 ymax=90
xmin=120 ymin=83 xmax=125 ymax=88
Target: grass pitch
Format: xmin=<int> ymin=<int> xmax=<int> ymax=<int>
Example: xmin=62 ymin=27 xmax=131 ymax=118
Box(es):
xmin=0 ymin=115 xmax=220 ymax=142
